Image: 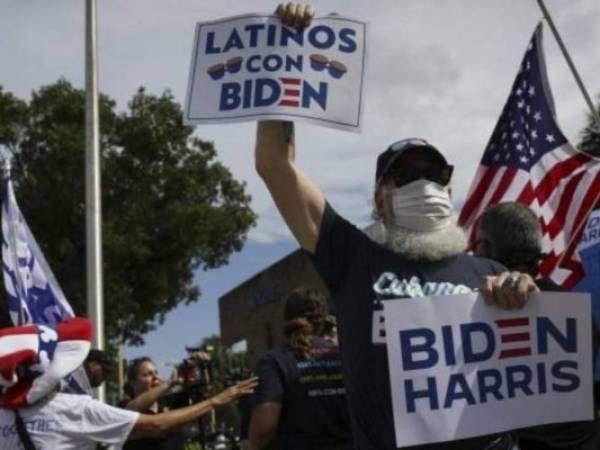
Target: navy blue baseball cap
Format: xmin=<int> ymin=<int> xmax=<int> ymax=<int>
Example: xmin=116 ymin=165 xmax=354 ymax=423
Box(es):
xmin=375 ymin=138 xmax=452 ymax=188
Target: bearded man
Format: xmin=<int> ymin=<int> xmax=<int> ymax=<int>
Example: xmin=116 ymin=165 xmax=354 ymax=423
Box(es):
xmin=254 ymin=7 xmax=539 ymax=450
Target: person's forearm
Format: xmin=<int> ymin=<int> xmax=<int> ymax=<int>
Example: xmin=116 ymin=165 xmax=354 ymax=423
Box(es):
xmin=254 ymin=120 xmax=325 ymax=252
xmin=153 ymin=397 xmax=215 ymax=430
xmin=125 ymin=383 xmax=171 ymax=412
xmin=133 ymin=397 xmax=216 ymax=437
xmin=255 ymin=121 xmax=295 ymax=178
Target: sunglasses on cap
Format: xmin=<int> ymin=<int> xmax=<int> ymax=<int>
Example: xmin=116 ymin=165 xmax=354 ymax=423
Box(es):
xmin=384 ymin=163 xmax=453 ymax=188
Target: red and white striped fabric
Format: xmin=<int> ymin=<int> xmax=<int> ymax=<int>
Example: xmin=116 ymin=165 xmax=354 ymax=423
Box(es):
xmin=0 ymin=317 xmax=92 ymax=408
xmin=458 ymin=24 xmax=600 ymax=288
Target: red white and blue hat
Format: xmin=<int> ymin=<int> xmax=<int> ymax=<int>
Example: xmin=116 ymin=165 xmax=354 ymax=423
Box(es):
xmin=0 ymin=317 xmax=92 ymax=408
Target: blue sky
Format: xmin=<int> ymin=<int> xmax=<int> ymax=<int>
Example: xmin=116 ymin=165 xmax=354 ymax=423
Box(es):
xmin=1 ymin=0 xmax=599 ymax=376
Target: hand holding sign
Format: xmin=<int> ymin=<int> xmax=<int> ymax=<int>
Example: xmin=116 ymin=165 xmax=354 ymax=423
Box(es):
xmin=275 ymin=3 xmax=314 ymax=29
xmin=482 ymin=272 xmax=540 ymax=310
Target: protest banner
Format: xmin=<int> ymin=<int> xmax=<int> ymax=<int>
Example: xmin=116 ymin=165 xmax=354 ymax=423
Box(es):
xmin=184 ymin=14 xmax=366 ymax=131
xmin=575 ymin=209 xmax=600 ymax=379
xmin=384 ymin=292 xmax=593 ymax=448
xmin=577 ymin=209 xmax=600 ymax=253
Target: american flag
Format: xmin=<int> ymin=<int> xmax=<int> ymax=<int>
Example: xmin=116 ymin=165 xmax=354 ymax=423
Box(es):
xmin=458 ymin=24 xmax=600 ymax=288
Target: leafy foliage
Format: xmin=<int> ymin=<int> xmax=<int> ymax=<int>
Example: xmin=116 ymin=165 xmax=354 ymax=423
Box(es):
xmin=577 ymin=99 xmax=600 ymax=158
xmin=0 ymin=80 xmax=256 ymax=345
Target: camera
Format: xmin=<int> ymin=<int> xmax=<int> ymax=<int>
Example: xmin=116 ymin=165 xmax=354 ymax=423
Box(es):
xmin=176 ymin=345 xmax=214 ymax=403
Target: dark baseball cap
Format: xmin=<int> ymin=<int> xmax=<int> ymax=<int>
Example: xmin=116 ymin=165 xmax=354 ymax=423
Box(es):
xmin=375 ymin=138 xmax=451 ymax=188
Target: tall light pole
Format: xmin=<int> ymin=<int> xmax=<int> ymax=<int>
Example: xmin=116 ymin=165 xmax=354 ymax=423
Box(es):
xmin=85 ymin=0 xmax=105 ymax=401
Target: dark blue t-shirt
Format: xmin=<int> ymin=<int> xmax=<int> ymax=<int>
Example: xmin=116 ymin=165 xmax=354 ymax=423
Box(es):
xmin=309 ymin=204 xmax=509 ymax=450
xmin=253 ymin=336 xmax=353 ymax=450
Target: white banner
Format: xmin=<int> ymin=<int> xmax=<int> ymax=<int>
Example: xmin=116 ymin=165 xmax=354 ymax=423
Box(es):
xmin=384 ymin=292 xmax=593 ymax=448
xmin=184 ymin=14 xmax=366 ymax=131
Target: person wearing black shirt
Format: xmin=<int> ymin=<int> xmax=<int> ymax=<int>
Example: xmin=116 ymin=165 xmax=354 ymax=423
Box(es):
xmin=475 ymin=201 xmax=600 ymax=450
xmin=120 ymin=355 xmax=207 ymax=450
xmin=249 ymin=288 xmax=352 ymax=450
xmin=254 ymin=6 xmax=541 ymax=450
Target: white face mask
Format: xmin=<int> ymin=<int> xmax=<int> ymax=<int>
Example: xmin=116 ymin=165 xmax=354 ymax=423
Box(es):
xmin=384 ymin=179 xmax=453 ymax=232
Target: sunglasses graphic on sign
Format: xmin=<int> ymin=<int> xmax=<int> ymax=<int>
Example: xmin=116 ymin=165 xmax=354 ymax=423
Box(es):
xmin=207 ymin=56 xmax=244 ymax=80
xmin=207 ymin=54 xmax=349 ymax=81
xmin=309 ymin=54 xmax=347 ymax=79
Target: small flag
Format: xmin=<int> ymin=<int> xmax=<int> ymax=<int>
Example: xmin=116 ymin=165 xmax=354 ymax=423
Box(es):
xmin=2 ymin=176 xmax=73 ymax=326
xmin=1 ymin=166 xmax=91 ymax=394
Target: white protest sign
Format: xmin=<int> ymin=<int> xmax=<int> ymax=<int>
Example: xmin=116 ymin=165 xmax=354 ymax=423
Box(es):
xmin=384 ymin=292 xmax=593 ymax=448
xmin=184 ymin=14 xmax=366 ymax=131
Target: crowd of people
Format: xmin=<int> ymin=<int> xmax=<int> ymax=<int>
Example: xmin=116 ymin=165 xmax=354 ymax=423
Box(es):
xmin=1 ymin=2 xmax=598 ymax=450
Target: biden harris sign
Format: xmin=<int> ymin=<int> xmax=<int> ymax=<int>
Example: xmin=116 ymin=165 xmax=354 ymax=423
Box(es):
xmin=184 ymin=14 xmax=366 ymax=131
xmin=384 ymin=292 xmax=593 ymax=448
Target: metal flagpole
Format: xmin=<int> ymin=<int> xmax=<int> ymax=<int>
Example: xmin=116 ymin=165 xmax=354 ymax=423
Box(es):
xmin=536 ymin=0 xmax=600 ymax=131
xmin=85 ymin=0 xmax=105 ymax=401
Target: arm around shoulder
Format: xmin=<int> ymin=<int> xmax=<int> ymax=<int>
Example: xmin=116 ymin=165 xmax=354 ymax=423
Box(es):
xmin=255 ymin=120 xmax=325 ymax=252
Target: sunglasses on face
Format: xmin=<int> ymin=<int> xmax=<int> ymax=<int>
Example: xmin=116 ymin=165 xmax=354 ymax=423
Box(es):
xmin=384 ymin=163 xmax=454 ymax=188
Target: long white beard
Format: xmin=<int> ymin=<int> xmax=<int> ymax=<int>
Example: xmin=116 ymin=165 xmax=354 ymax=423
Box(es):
xmin=364 ymin=217 xmax=468 ymax=261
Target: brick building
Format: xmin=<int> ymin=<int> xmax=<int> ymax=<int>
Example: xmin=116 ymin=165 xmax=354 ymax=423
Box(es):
xmin=218 ymin=248 xmax=328 ymax=368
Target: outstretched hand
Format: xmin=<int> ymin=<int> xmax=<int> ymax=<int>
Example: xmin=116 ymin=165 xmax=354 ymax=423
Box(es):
xmin=275 ymin=3 xmax=314 ymax=28
xmin=211 ymin=377 xmax=259 ymax=407
xmin=481 ymin=272 xmax=539 ymax=309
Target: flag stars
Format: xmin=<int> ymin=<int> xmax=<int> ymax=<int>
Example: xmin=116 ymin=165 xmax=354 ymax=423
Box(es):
xmin=531 ymin=129 xmax=538 ymax=139
xmin=528 ymin=86 xmax=536 ymax=96
xmin=546 ymin=134 xmax=556 ymax=143
xmin=517 ymin=100 xmax=525 ymax=109
xmin=512 ymin=131 xmax=520 ymax=139
xmin=520 ymin=156 xmax=529 ymax=164
xmin=533 ymin=111 xmax=542 ymax=121
xmin=515 ymin=88 xmax=523 ymax=96
xmin=516 ymin=143 xmax=524 ymax=151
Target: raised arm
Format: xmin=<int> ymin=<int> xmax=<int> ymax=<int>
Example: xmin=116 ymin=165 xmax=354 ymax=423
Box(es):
xmin=254 ymin=4 xmax=324 ymax=252
xmin=255 ymin=121 xmax=325 ymax=252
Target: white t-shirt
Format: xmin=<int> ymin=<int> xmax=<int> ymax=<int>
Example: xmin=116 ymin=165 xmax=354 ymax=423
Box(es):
xmin=0 ymin=392 xmax=139 ymax=450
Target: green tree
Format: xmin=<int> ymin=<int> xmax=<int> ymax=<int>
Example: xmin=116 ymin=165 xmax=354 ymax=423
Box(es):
xmin=577 ymin=100 xmax=600 ymax=158
xmin=0 ymin=80 xmax=256 ymax=346
xmin=577 ymin=98 xmax=600 ymax=210
xmin=197 ymin=335 xmax=248 ymax=434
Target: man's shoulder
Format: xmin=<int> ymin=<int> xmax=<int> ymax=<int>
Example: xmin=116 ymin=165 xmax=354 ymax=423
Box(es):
xmin=452 ymin=253 xmax=507 ymax=275
xmin=260 ymin=347 xmax=294 ymax=365
xmin=31 ymin=392 xmax=94 ymax=414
